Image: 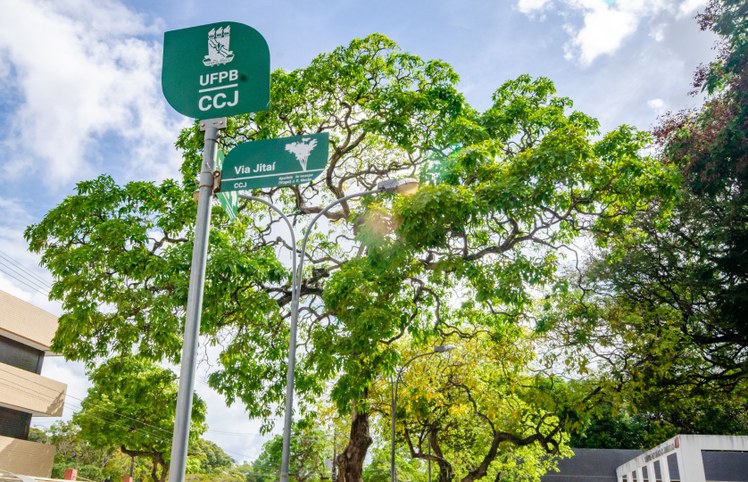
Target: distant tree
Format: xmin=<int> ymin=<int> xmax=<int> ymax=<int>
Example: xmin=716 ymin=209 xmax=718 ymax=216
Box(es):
xmin=30 ymin=421 xmax=131 ymax=480
xmin=31 ymin=421 xmax=245 ymax=481
xmin=251 ymin=421 xmax=330 ymax=482
xmin=370 ymin=332 xmax=571 ymax=482
xmin=74 ymin=357 xmax=207 ymax=482
xmin=539 ymin=0 xmax=748 ymax=437
xmin=189 ymin=438 xmax=235 ymax=473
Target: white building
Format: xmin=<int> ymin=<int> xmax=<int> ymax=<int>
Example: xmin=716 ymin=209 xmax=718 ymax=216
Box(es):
xmin=0 ymin=291 xmax=66 ymax=477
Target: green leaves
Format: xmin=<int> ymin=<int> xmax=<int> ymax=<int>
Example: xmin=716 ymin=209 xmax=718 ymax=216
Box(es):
xmin=27 ymin=31 xmax=695 ymax=482
xmin=397 ymin=184 xmax=477 ymax=249
xmin=74 ymin=356 xmax=206 ymax=471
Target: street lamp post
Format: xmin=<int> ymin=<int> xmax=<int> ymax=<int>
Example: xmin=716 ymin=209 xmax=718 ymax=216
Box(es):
xmin=240 ymin=178 xmax=419 ymax=482
xmin=390 ymin=345 xmax=455 ymax=482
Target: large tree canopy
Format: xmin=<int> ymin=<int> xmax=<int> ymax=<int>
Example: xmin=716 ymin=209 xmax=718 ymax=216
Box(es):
xmin=26 ymin=33 xmax=673 ymax=481
xmin=539 ymin=0 xmax=748 ymax=438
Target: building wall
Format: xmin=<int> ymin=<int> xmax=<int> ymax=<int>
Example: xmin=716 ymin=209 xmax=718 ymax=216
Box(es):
xmin=0 ymin=290 xmax=62 ymax=478
xmin=0 ymin=435 xmax=56 ymax=477
xmin=0 ymin=361 xmax=66 ymax=417
xmin=542 ymin=448 xmax=643 ymax=482
xmin=0 ymin=290 xmax=57 ymax=352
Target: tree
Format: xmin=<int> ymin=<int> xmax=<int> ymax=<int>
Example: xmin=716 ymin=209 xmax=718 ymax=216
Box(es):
xmin=74 ymin=356 xmax=207 ymax=482
xmin=313 ymin=73 xmax=670 ymax=480
xmin=538 ymin=0 xmax=748 ymax=437
xmin=251 ymin=421 xmax=331 ymax=482
xmin=26 ymin=34 xmax=672 ymax=482
xmin=32 ymin=421 xmax=244 ymax=481
xmin=369 ymin=332 xmax=571 ymax=482
xmin=363 ymin=445 xmax=427 ymax=482
xmin=569 ymin=396 xmax=748 ymax=450
xmin=186 ymin=438 xmax=247 ymax=481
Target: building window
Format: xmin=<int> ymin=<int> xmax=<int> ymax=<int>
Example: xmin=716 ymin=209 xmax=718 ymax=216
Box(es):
xmin=0 ymin=334 xmax=44 ymax=374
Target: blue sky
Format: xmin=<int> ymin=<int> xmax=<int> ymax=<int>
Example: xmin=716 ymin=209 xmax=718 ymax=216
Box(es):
xmin=0 ymin=0 xmax=716 ymax=464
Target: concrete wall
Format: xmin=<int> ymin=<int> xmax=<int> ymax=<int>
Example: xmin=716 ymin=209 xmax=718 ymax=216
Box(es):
xmin=0 ymin=291 xmax=61 ymax=478
xmin=0 ymin=291 xmax=58 ymax=353
xmin=0 ymin=435 xmax=55 ymax=477
xmin=0 ymin=363 xmax=66 ymax=417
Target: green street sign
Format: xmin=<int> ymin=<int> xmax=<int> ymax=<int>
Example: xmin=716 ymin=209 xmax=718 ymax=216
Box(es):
xmin=215 ymin=150 xmax=238 ymax=221
xmin=220 ymin=133 xmax=329 ymax=192
xmin=162 ymin=22 xmax=270 ymax=119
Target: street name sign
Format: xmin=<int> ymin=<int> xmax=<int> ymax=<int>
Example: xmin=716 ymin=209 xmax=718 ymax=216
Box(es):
xmin=162 ymin=21 xmax=270 ymax=118
xmin=220 ymin=133 xmax=329 ymax=192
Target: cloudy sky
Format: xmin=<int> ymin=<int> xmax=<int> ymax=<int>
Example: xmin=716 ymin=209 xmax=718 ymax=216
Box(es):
xmin=0 ymin=0 xmax=716 ymax=464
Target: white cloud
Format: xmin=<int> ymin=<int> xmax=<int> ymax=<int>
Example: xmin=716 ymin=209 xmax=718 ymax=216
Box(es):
xmin=0 ymin=0 xmax=184 ymax=189
xmin=651 ymin=22 xmax=668 ymax=42
xmin=564 ymin=2 xmax=641 ymax=65
xmin=678 ymin=0 xmax=708 ymax=17
xmin=517 ymin=0 xmax=551 ymax=14
xmin=647 ymin=97 xmax=668 ymax=115
xmin=518 ymin=0 xmax=709 ymax=65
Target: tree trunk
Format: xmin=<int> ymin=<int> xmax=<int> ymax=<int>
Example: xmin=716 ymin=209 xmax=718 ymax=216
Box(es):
xmin=150 ymin=458 xmax=159 ymax=482
xmin=430 ymin=435 xmax=454 ymax=482
xmin=437 ymin=459 xmax=455 ymax=482
xmin=150 ymin=455 xmax=168 ymax=482
xmin=336 ymin=404 xmax=372 ymax=482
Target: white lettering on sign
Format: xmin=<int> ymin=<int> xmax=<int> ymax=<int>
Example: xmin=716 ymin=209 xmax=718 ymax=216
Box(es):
xmin=232 ymin=162 xmax=276 ymax=174
xmin=199 ymin=91 xmax=239 ymax=111
xmin=199 ymin=70 xmax=239 ymax=86
xmin=644 ymin=443 xmax=676 ymax=463
xmin=197 ymin=69 xmax=240 ymax=112
xmin=253 ymin=162 xmax=276 ymax=173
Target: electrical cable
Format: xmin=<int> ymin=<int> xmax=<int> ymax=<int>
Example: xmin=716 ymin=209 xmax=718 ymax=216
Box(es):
xmin=0 ymin=250 xmax=53 ymax=290
xmin=0 ymin=264 xmax=50 ymax=297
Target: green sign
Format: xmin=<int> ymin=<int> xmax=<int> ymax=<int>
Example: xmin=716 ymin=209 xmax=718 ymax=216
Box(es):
xmin=162 ymin=22 xmax=270 ymax=118
xmin=220 ymin=133 xmax=329 ymax=192
xmin=215 ymin=150 xmax=238 ymax=221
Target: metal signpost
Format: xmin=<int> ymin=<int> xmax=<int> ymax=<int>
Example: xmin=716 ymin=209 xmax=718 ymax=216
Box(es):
xmin=220 ymin=133 xmax=330 ymax=191
xmin=161 ymin=21 xmax=269 ymax=482
xmin=220 ymin=132 xmax=329 ymax=482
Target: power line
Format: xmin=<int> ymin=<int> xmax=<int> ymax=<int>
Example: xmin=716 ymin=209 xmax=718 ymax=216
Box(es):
xmin=0 ymin=253 xmax=265 ymax=462
xmin=0 ymin=250 xmax=53 ymax=290
xmin=0 ymin=252 xmax=52 ymax=296
xmin=0 ymin=370 xmax=174 ymax=442
xmin=0 ymin=262 xmax=50 ymax=297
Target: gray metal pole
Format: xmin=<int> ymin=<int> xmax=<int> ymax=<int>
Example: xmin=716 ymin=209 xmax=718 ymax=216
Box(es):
xmin=428 ymin=441 xmax=431 ymax=482
xmin=245 ymin=180 xmax=407 ymax=482
xmin=168 ymin=117 xmax=226 ymax=482
xmin=390 ymin=374 xmax=399 ymax=482
xmin=280 ymin=189 xmax=378 ymax=482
